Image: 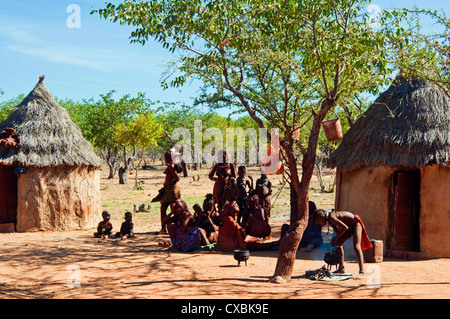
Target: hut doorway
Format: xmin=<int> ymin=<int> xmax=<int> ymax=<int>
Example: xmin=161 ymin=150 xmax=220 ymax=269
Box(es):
xmin=0 ymin=165 xmax=18 ymax=227
xmin=392 ymin=170 xmax=420 ymax=252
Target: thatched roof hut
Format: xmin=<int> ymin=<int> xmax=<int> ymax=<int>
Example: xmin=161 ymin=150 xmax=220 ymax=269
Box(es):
xmin=329 ymin=74 xmax=450 ymax=259
xmin=0 ymin=75 xmax=102 ymax=167
xmin=0 ymin=76 xmax=102 ymax=232
xmin=330 ymin=75 xmax=449 ymax=170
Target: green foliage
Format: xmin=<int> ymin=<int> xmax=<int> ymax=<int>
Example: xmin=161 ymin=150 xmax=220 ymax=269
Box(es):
xmin=63 ymin=90 xmax=157 ymax=152
xmin=154 ymin=102 xmax=261 ymax=163
xmin=115 ymin=112 xmax=163 ymax=150
xmin=91 ymin=0 xmax=413 ymax=152
xmin=389 ymin=7 xmax=450 ymax=94
xmin=0 ymin=94 xmax=25 ymax=122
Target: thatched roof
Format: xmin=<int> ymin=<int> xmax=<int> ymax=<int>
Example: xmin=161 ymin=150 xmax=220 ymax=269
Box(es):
xmin=329 ymin=74 xmax=450 ymax=171
xmin=0 ymin=76 xmax=103 ymax=168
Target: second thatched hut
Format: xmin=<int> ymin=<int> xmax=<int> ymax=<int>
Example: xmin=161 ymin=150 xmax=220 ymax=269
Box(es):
xmin=0 ymin=76 xmax=102 ymax=232
xmin=329 ymin=74 xmax=450 ymax=259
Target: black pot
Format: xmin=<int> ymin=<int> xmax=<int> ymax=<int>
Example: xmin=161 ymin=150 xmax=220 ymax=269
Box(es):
xmin=234 ymin=250 xmax=250 ymax=266
xmin=324 ymin=251 xmax=340 ymax=266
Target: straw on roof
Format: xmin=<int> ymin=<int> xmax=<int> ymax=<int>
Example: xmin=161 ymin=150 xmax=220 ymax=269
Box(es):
xmin=0 ymin=76 xmax=103 ymax=167
xmin=329 ymin=74 xmax=450 ymax=171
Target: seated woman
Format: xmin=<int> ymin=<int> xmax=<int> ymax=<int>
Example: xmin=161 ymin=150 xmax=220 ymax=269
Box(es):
xmin=193 ymin=203 xmax=219 ymax=245
xmin=299 ymin=201 xmax=323 ymax=251
xmin=160 ymin=199 xmax=208 ymax=252
xmin=214 ymin=201 xmax=280 ymax=252
xmin=244 ymin=190 xmax=272 ymax=239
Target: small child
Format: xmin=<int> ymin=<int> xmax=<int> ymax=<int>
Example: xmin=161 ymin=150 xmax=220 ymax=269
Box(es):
xmin=236 ymin=166 xmax=253 ymax=224
xmin=94 ymin=211 xmax=113 ymax=239
xmin=313 ymin=209 xmax=373 ymax=278
xmin=115 ymin=212 xmax=134 ymax=239
xmin=255 ymin=173 xmax=272 ymax=222
xmin=223 ymin=177 xmax=238 ymax=204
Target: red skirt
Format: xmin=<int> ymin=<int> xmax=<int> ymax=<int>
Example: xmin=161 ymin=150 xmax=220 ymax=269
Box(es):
xmin=354 ymin=215 xmax=373 ymax=251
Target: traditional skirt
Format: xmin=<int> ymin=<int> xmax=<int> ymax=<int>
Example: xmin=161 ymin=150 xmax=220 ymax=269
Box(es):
xmin=354 ymin=215 xmax=373 ymax=251
xmin=174 ymin=226 xmax=202 ymax=252
xmin=152 ymin=183 xmax=181 ymax=204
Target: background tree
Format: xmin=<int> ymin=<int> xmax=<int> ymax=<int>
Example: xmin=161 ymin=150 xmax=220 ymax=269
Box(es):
xmin=94 ymin=0 xmax=445 ymax=283
xmin=115 ymin=112 xmax=163 ymax=186
xmin=0 ymin=94 xmax=26 ymax=122
xmin=64 ymin=90 xmax=155 ymax=182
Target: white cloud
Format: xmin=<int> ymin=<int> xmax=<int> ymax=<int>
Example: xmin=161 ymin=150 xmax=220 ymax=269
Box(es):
xmin=0 ymin=19 xmax=164 ymax=74
xmin=6 ymin=43 xmax=106 ymax=71
xmin=0 ymin=18 xmax=108 ymax=71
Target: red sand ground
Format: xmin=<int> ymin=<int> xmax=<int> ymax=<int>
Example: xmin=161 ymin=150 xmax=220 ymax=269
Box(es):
xmin=0 ymin=166 xmax=448 ymax=299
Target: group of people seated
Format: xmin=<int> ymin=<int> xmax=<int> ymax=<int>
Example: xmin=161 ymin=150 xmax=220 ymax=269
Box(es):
xmin=148 ymin=149 xmax=279 ymax=252
xmin=93 ymin=148 xmax=374 ymax=276
xmin=156 ymin=166 xmax=277 ymax=253
xmin=92 ymin=149 xmax=322 ymax=256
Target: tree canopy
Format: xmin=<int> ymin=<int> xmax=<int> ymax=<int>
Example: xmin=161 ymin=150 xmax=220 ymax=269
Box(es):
xmin=92 ymin=0 xmax=447 ymax=282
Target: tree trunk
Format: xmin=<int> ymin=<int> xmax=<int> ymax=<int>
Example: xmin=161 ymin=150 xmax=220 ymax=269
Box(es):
xmin=181 ymin=160 xmax=188 ymax=177
xmin=270 ymin=99 xmax=335 ymax=283
xmin=315 ymin=155 xmax=326 ymax=192
xmin=118 ymin=167 xmax=128 ymax=184
xmin=135 ymin=147 xmax=145 ymax=187
xmin=108 ymin=163 xmax=115 ymax=179
xmin=119 ymin=146 xmax=129 ymax=185
xmin=106 ymin=146 xmax=118 ymax=179
xmin=269 ymin=151 xmax=310 ymax=283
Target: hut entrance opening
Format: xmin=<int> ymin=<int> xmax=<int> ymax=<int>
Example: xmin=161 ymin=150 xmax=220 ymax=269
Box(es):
xmin=393 ymin=170 xmax=421 ymax=252
xmin=0 ymin=165 xmax=18 ymax=227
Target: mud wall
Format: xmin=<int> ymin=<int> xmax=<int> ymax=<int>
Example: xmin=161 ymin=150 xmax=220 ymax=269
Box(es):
xmin=420 ymin=165 xmax=450 ymax=257
xmin=336 ymin=165 xmax=450 ymax=258
xmin=16 ymin=165 xmax=101 ymax=232
xmin=336 ymin=166 xmax=393 ymax=249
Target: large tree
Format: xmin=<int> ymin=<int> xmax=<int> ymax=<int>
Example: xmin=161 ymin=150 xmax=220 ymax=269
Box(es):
xmin=93 ymin=0 xmax=445 ymax=282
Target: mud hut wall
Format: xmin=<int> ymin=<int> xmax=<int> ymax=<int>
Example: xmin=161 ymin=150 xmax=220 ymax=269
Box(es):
xmin=336 ymin=165 xmax=450 ymax=258
xmin=16 ymin=166 xmax=101 ymax=232
xmin=336 ymin=166 xmax=395 ymax=251
xmin=419 ymin=165 xmax=450 ymax=258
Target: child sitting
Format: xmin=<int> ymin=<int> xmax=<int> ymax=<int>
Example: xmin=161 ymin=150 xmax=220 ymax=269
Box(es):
xmin=94 ymin=211 xmax=113 ymax=239
xmin=115 ymin=212 xmax=135 ymax=239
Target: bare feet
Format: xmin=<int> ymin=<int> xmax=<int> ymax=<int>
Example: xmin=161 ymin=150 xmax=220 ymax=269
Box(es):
xmin=353 ymin=272 xmax=365 ymax=280
xmin=158 ymin=241 xmax=171 ymax=248
xmin=333 ymin=267 xmax=346 ymax=274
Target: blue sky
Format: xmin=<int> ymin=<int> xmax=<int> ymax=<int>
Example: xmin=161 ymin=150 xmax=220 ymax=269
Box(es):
xmin=0 ymin=0 xmax=449 ymax=108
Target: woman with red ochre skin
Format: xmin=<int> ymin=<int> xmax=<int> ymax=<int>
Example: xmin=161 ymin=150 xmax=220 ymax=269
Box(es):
xmin=208 ymin=150 xmax=236 ymax=212
xmin=313 ymin=209 xmax=373 ymax=278
xmin=152 ymin=150 xmax=181 ymax=234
